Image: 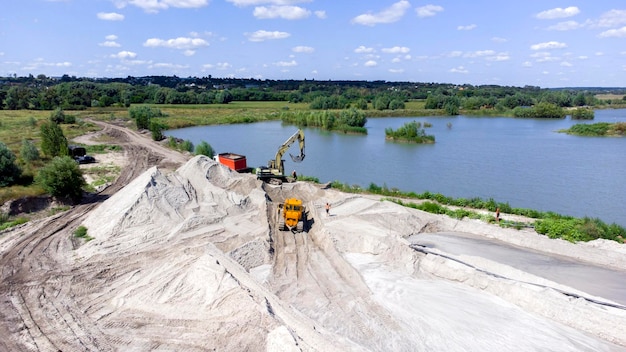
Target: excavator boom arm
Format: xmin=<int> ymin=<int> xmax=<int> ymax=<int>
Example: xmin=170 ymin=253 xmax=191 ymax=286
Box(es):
xmin=274 ymin=129 xmax=305 ymax=175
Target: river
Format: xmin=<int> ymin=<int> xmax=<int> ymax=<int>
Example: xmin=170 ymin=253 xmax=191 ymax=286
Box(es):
xmin=164 ymin=108 xmax=626 ymax=227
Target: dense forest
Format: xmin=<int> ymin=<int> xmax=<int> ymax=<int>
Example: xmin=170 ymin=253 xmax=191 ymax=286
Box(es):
xmin=1 ymin=74 xmax=626 ymax=116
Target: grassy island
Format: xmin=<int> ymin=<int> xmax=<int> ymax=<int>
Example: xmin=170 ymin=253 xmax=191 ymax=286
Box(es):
xmin=385 ymin=121 xmax=435 ymax=143
xmin=559 ymin=122 xmax=626 ymax=136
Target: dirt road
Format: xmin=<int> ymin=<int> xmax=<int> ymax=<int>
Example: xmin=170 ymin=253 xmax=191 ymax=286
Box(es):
xmin=0 ymin=121 xmax=189 ymax=351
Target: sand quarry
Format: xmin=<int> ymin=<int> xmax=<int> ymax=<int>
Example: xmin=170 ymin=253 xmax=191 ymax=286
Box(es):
xmin=2 ymin=152 xmax=626 ymax=351
xmin=67 ymin=155 xmax=626 ymax=351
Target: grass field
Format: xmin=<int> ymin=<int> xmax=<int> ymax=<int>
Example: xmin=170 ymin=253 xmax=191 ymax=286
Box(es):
xmin=595 ymin=94 xmax=626 ymax=101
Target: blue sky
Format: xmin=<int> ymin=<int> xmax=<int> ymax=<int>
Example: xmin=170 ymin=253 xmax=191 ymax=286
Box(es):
xmin=2 ymin=0 xmax=626 ymax=87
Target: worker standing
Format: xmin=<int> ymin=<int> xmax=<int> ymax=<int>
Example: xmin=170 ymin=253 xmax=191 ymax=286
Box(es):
xmin=496 ymin=207 xmax=500 ymax=222
xmin=292 ymin=170 xmax=297 ymax=179
xmin=325 ymin=202 xmax=331 ymax=216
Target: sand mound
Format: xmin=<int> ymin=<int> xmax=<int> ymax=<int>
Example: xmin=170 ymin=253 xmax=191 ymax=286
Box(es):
xmin=71 ymin=156 xmax=626 ymax=351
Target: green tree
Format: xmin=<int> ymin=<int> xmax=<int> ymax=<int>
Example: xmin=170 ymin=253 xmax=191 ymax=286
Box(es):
xmin=195 ymin=141 xmax=215 ymax=158
xmin=0 ymin=142 xmax=22 ymax=186
xmin=149 ymin=119 xmax=167 ymax=141
xmin=129 ymin=105 xmax=163 ymax=130
xmin=215 ymin=90 xmax=233 ymax=104
xmin=35 ymin=156 xmax=85 ymax=202
xmin=39 ymin=121 xmax=68 ymax=157
xmin=20 ymin=139 xmax=40 ymax=162
xmin=389 ymin=99 xmax=405 ymax=110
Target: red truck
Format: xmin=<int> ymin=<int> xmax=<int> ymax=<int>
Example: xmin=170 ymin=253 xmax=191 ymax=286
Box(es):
xmin=214 ymin=153 xmax=248 ymax=172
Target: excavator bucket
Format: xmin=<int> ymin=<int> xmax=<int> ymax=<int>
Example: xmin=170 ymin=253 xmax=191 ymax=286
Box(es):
xmin=290 ymin=153 xmax=305 ymax=163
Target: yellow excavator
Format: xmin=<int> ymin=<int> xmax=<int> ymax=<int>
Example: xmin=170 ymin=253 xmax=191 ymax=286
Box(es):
xmin=277 ymin=198 xmax=307 ymax=232
xmin=257 ymin=129 xmax=305 ymax=184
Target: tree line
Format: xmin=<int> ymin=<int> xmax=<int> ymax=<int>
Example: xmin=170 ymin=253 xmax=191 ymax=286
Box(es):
xmin=2 ymin=75 xmax=625 ymax=114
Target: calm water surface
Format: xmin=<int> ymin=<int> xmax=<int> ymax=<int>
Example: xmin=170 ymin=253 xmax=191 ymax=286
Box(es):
xmin=165 ymin=109 xmax=626 ymax=227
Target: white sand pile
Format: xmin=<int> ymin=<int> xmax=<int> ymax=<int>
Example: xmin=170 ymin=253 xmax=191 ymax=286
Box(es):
xmin=74 ymin=156 xmax=626 ymax=351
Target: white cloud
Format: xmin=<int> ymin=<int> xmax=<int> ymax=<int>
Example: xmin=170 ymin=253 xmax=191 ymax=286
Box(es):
xmin=114 ymin=0 xmax=210 ymax=13
xmin=447 ymin=51 xmax=463 ymax=58
xmin=530 ymin=41 xmax=567 ymax=50
xmin=464 ymin=50 xmax=495 ymax=58
xmin=143 ymin=37 xmax=209 ymax=49
xmin=382 ymin=46 xmax=410 ymax=54
xmin=314 ymin=10 xmax=326 ymax=19
xmin=546 ymin=20 xmax=585 ymax=31
xmin=106 ymin=34 xmax=118 ymax=41
xmin=364 ymin=60 xmax=377 ymax=67
xmin=292 ymin=46 xmax=314 ymax=53
xmin=578 ymin=55 xmax=588 ymax=60
xmin=97 ymin=12 xmax=124 ymax=21
xmin=351 ymin=0 xmax=410 ymax=26
xmin=596 ymin=10 xmax=626 ymax=28
xmin=491 ymin=37 xmax=507 ymax=43
xmin=486 ymin=53 xmax=511 ymax=62
xmin=99 ymin=41 xmax=121 ymax=47
xmin=457 ymin=24 xmax=476 ymax=31
xmin=253 ymin=5 xmax=310 ymax=19
xmin=216 ymin=62 xmax=232 ymax=70
xmin=389 ymin=68 xmax=404 ymax=73
xmin=560 ymin=61 xmax=573 ymax=67
xmin=354 ymin=45 xmax=375 ymax=54
xmin=183 ymin=50 xmax=196 ymax=56
xmin=449 ymin=66 xmax=468 ymax=73
xmin=111 ymin=51 xmax=137 ymax=59
xmin=522 ymin=61 xmax=533 ymax=67
xmin=535 ymin=6 xmax=580 ymax=20
xmin=415 ymin=4 xmax=443 ymax=18
xmin=598 ymin=26 xmax=626 ymax=38
xmin=225 ymin=0 xmax=311 ymax=7
xmin=149 ymin=63 xmax=189 ymax=69
xmin=245 ymin=30 xmax=290 ymax=41
xmin=275 ymin=60 xmax=297 ymax=67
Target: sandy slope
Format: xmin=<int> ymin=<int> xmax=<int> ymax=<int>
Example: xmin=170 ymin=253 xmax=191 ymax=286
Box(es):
xmin=75 ymin=156 xmax=626 ymax=351
xmin=1 ymin=122 xmax=625 ymax=351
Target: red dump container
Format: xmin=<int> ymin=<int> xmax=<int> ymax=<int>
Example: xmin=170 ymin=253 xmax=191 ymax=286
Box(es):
xmin=216 ymin=153 xmax=247 ymax=171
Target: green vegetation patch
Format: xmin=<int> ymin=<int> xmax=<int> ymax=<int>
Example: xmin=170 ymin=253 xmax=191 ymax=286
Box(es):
xmin=385 ymin=121 xmax=435 ymax=143
xmin=560 ymin=122 xmax=626 ymax=137
xmin=0 ymin=213 xmax=29 ymax=231
xmin=535 ymin=216 xmax=625 ymax=243
xmin=73 ymin=225 xmax=94 ymax=242
xmin=279 ymin=109 xmax=368 ymax=134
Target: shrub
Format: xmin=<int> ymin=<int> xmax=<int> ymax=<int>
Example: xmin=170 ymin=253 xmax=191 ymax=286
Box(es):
xmin=73 ymin=225 xmax=94 ymax=241
xmin=181 ymin=140 xmax=194 ymax=153
xmin=39 ymin=121 xmax=68 ymax=157
xmin=385 ymin=121 xmax=435 ymax=143
xmin=129 ymin=106 xmax=163 ymax=130
xmin=0 ymin=142 xmax=22 ymax=187
xmin=35 ymin=156 xmax=86 ymax=202
xmin=570 ymin=108 xmax=594 ymax=120
xmin=50 ymin=108 xmax=65 ymax=124
xmin=20 ymin=139 xmax=40 ymax=162
xmin=149 ymin=120 xmax=167 ymax=141
xmin=195 ymin=141 xmax=215 ymax=158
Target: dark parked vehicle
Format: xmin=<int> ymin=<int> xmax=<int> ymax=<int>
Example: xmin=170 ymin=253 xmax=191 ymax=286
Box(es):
xmin=75 ymin=155 xmax=96 ymax=164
